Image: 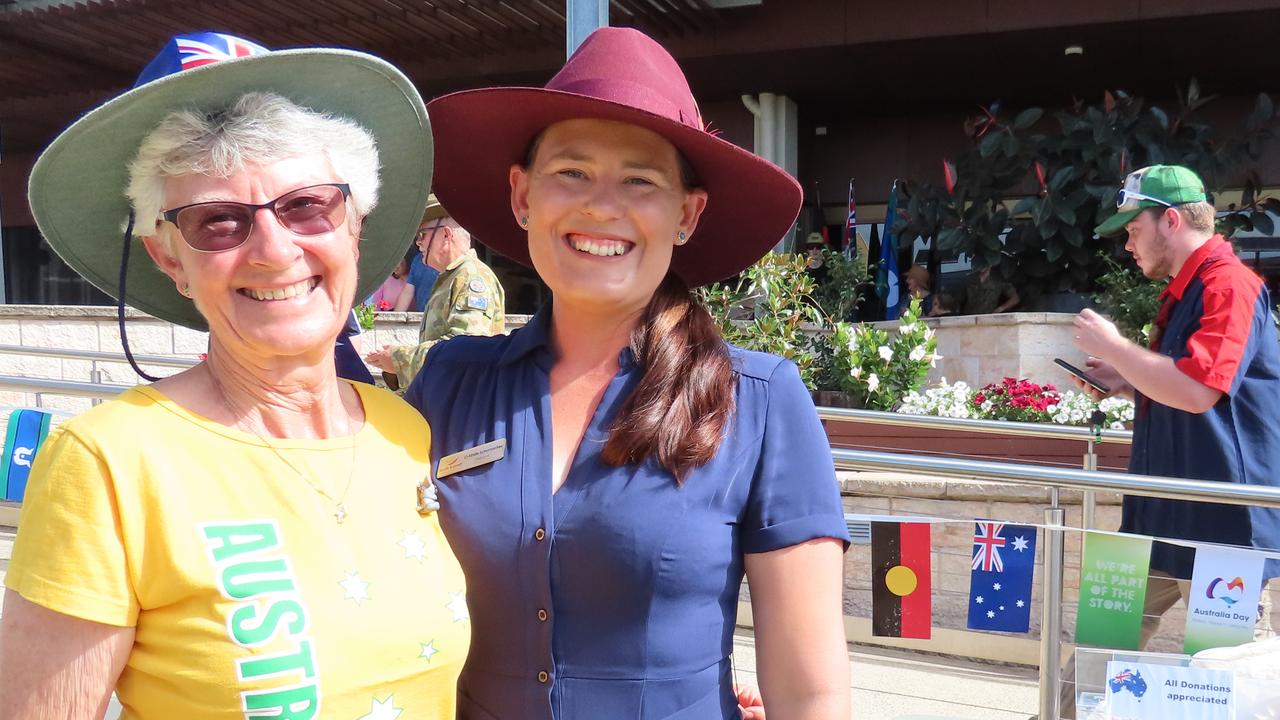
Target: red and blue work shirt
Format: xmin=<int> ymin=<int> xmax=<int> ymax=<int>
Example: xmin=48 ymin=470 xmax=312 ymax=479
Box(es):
xmin=405 ymin=306 xmax=849 ymax=720
xmin=1127 ymin=234 xmax=1280 ymax=580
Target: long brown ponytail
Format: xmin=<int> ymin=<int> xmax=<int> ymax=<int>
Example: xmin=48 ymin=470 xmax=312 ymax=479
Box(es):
xmin=602 ymin=272 xmax=736 ymax=483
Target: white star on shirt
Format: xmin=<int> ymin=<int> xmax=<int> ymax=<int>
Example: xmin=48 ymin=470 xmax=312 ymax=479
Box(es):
xmin=447 ymin=591 xmax=469 ymax=622
xmin=976 ymin=596 xmax=985 ymax=604
xmin=993 ymin=582 xmax=1002 ymax=591
xmin=399 ymin=531 xmax=428 ymax=561
xmin=419 ymin=641 xmax=439 ymax=662
xmin=999 ymin=606 xmax=1005 ymax=611
xmin=1012 ymin=535 xmax=1030 ymax=552
xmin=340 ymin=571 xmax=371 ymax=605
xmin=1016 ymin=599 xmax=1025 ymax=608
xmin=356 ymin=695 xmax=402 ymax=720
xmin=987 ymin=610 xmax=996 ymax=619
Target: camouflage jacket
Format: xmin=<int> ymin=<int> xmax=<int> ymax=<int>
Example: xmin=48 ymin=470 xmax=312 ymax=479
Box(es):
xmin=390 ymin=249 xmax=505 ymax=385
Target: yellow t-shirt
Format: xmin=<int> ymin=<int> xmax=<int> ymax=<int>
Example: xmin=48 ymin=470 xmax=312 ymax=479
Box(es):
xmin=5 ymin=382 xmax=468 ymax=719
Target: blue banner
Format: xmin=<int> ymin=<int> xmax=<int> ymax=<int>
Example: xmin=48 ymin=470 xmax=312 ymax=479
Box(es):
xmin=1 ymin=409 xmax=52 ymax=502
xmin=878 ymin=180 xmax=900 ymax=319
xmin=966 ymin=521 xmax=1037 ymax=633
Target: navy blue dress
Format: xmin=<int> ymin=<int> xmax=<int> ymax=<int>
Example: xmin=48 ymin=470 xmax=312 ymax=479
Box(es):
xmin=405 ymin=307 xmax=849 ymax=720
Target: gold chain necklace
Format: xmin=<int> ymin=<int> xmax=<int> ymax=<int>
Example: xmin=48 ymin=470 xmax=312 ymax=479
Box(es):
xmin=213 ymin=379 xmax=358 ymax=524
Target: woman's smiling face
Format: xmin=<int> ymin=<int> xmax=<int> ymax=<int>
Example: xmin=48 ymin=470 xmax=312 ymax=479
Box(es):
xmin=147 ymin=154 xmax=359 ymax=363
xmin=509 ymin=118 xmax=706 ymax=316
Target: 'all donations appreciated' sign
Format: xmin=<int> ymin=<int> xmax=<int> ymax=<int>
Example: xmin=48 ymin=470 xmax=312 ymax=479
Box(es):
xmin=1104 ymin=662 xmax=1234 ymax=720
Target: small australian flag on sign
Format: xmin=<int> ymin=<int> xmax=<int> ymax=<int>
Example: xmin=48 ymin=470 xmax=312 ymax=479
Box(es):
xmin=966 ymin=521 xmax=1037 ymax=633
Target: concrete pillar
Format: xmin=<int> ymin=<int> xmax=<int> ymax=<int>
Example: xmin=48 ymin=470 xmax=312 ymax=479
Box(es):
xmin=0 ymin=135 xmax=8 ymax=304
xmin=566 ymin=0 xmax=608 ymax=57
xmin=742 ymin=93 xmax=800 ymax=251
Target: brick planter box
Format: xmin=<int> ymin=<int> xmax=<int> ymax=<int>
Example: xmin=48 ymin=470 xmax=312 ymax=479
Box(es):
xmin=822 ymin=414 xmax=1132 ymax=472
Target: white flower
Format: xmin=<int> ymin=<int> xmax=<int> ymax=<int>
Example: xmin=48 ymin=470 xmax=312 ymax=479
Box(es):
xmin=878 ymin=346 xmax=893 ymax=362
xmin=909 ymin=345 xmax=926 ymax=362
xmin=850 ymin=365 xmax=863 ymax=379
xmin=898 ymin=322 xmax=917 ymax=335
xmin=867 ymin=373 xmax=880 ymax=393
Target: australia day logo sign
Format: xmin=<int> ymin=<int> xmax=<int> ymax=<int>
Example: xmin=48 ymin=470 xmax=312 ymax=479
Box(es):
xmin=1184 ymin=547 xmax=1265 ymax=655
xmin=1204 ymin=577 xmax=1245 ymax=606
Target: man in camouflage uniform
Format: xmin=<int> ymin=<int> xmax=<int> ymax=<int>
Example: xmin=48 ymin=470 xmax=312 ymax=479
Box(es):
xmin=366 ymin=212 xmax=504 ymax=388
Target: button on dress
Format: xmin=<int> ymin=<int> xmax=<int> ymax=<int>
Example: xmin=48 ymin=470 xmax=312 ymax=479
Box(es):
xmin=406 ymin=307 xmax=849 ymax=719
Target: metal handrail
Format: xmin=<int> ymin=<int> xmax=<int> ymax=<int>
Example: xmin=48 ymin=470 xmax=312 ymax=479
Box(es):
xmin=819 ymin=406 xmax=1133 ymax=445
xmin=0 ymin=376 xmax=132 ymax=400
xmin=0 ymin=344 xmax=198 ymax=369
xmin=833 ymin=447 xmax=1280 ymax=508
xmin=835 ymin=447 xmax=1280 ymax=720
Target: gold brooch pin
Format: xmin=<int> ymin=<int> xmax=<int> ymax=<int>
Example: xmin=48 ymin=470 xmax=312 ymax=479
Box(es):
xmin=417 ymin=479 xmax=440 ymax=516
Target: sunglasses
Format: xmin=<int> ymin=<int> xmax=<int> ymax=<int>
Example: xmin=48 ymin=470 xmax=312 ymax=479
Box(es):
xmin=1115 ymin=188 xmax=1172 ymax=212
xmin=160 ymin=183 xmax=351 ymax=252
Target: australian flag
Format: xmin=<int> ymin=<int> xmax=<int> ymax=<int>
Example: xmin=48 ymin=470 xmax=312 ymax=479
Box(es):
xmin=966 ymin=521 xmax=1037 ymax=633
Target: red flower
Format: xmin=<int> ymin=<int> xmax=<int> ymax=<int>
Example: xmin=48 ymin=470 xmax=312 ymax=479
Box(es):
xmin=377 ymin=299 xmax=392 ymax=311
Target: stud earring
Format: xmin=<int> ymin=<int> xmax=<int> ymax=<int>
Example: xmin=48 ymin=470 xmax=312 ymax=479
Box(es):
xmin=178 ymin=283 xmax=191 ymax=298
xmin=676 ymin=231 xmax=687 ymax=245
xmin=520 ymin=216 xmax=529 ymax=227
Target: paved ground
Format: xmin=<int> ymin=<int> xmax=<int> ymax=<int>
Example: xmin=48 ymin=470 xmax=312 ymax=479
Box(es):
xmin=1 ymin=525 xmax=1039 ymax=719
xmin=732 ymin=631 xmax=1039 ymax=719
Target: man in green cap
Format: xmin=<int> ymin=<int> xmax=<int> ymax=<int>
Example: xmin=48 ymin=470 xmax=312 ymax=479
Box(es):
xmin=1059 ymin=165 xmax=1280 ymax=717
xmin=366 ymin=211 xmax=505 ymax=388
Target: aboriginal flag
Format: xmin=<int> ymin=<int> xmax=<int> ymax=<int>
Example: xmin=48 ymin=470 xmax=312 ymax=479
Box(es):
xmin=871 ymin=521 xmax=932 ymax=639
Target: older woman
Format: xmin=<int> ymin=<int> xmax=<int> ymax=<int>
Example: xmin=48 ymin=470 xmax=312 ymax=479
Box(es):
xmin=409 ymin=28 xmax=850 ymax=720
xmin=0 ymin=34 xmax=467 ymax=719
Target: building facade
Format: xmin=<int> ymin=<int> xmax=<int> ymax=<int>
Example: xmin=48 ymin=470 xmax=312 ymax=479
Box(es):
xmin=2 ymin=0 xmax=1279 ymax=311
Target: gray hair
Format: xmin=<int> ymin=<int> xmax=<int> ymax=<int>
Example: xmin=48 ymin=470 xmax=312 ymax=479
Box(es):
xmin=126 ymin=91 xmax=380 ymax=242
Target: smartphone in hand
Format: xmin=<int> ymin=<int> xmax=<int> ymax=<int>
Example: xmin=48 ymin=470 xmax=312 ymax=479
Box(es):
xmin=1054 ymin=358 xmax=1111 ymax=394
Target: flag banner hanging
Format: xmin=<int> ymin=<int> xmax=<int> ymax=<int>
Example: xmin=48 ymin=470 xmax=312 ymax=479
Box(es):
xmin=878 ymin=180 xmax=901 ymax=319
xmin=871 ymin=521 xmax=931 ymax=639
xmin=1183 ymin=545 xmax=1266 ymax=655
xmin=865 ymin=223 xmax=881 ymax=277
xmin=1075 ymin=532 xmax=1153 ymax=650
xmin=1 ymin=409 xmax=52 ymax=502
xmin=843 ymin=178 xmax=857 ymax=258
xmin=966 ymin=521 xmax=1037 ymax=633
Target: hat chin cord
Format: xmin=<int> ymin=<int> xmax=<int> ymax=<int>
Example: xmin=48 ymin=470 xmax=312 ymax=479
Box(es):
xmin=117 ymin=212 xmax=162 ymax=382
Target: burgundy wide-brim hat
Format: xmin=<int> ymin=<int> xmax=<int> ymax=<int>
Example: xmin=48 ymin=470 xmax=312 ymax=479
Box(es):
xmin=427 ymin=26 xmax=802 ymax=287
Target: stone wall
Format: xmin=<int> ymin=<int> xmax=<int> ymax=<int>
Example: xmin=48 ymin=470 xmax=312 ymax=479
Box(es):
xmin=872 ymin=312 xmax=1079 ymax=388
xmin=0 ymin=305 xmax=530 ymax=412
xmin=0 ymin=306 xmax=1077 ymax=412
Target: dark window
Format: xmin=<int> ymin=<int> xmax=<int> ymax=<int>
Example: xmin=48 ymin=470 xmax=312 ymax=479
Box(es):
xmin=2 ymin=225 xmax=113 ymax=305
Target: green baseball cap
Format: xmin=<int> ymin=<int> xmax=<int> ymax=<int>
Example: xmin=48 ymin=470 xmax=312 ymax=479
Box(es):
xmin=1093 ymin=165 xmax=1208 ymax=237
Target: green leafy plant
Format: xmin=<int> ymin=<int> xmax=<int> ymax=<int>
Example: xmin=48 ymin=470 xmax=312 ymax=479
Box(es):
xmin=822 ymin=298 xmax=938 ymax=410
xmin=353 ymin=303 xmax=377 ymax=331
xmin=1091 ymin=254 xmax=1167 ymax=343
xmin=896 ymin=84 xmax=1278 ymax=303
xmin=699 ymin=253 xmax=824 ymax=387
xmin=811 ymin=248 xmax=873 ymax=322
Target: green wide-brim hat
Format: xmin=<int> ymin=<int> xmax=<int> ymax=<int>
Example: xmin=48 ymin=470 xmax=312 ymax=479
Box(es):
xmin=28 ymin=46 xmax=431 ymax=331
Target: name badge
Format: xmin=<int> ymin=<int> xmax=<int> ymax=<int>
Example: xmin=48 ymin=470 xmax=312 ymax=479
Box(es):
xmin=437 ymin=438 xmax=506 ymax=478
